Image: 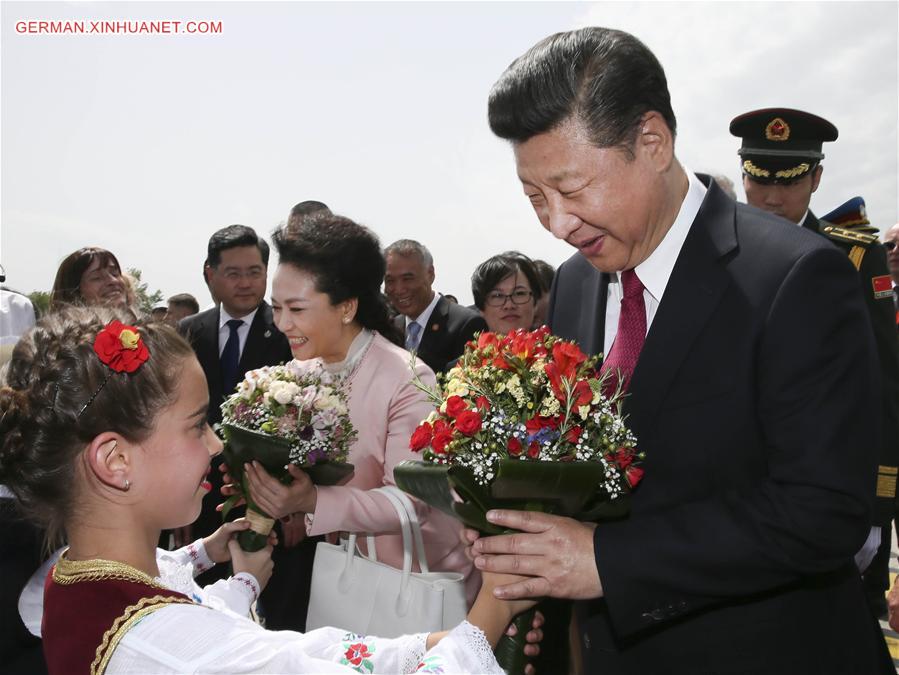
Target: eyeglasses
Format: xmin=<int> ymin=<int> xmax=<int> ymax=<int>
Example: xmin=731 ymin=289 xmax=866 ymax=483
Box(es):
xmin=884 ymin=241 xmax=897 ymax=252
xmin=485 ymin=289 xmax=533 ymax=307
xmin=218 ymin=268 xmax=266 ymax=282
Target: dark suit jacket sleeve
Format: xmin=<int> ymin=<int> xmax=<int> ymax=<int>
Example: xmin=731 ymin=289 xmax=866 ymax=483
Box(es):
xmin=857 ymin=243 xmax=899 ymax=522
xmin=595 ymin=245 xmax=878 ymax=636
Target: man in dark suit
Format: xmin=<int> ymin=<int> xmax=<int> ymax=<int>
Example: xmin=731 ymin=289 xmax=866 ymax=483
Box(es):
xmin=179 ymin=225 xmax=316 ymax=630
xmin=470 ymin=27 xmax=891 ymax=674
xmin=383 ymin=239 xmax=486 ymax=373
xmin=731 ymin=109 xmax=899 ymax=619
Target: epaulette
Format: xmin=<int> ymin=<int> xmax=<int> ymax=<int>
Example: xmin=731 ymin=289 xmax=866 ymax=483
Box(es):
xmin=821 ymin=225 xmax=878 ymax=246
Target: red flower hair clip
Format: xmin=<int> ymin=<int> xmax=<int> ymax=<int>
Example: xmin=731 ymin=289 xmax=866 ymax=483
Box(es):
xmin=93 ymin=320 xmax=150 ymax=373
xmin=77 ymin=321 xmax=151 ymax=417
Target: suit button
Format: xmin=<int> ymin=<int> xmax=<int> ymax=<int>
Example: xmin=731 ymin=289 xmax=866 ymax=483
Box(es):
xmin=583 ymin=633 xmax=591 ymax=650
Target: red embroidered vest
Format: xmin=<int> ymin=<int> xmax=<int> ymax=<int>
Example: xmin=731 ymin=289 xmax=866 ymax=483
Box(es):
xmin=42 ymin=553 xmax=195 ymax=675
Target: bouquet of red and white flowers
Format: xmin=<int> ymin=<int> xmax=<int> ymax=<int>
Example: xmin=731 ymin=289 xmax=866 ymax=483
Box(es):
xmin=220 ymin=360 xmax=355 ymax=550
xmin=395 ymin=327 xmax=643 ymax=673
xmin=407 ymin=326 xmax=642 ymax=493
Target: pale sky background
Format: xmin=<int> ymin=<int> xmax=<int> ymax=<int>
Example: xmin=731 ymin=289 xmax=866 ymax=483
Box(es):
xmin=2 ymin=1 xmax=897 ymax=306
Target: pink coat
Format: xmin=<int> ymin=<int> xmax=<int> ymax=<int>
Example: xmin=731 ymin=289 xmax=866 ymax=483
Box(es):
xmin=306 ymin=332 xmax=478 ymax=602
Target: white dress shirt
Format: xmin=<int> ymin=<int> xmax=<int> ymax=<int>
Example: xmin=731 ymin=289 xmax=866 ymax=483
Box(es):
xmin=218 ymin=306 xmax=258 ymax=358
xmin=404 ymin=292 xmax=441 ymax=350
xmin=603 ymin=169 xmax=707 ymax=355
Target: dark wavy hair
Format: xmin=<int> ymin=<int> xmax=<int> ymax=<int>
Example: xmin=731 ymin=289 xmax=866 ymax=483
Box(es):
xmin=272 ymin=213 xmax=401 ymax=345
xmin=50 ymin=247 xmax=123 ymax=311
xmin=471 ymin=251 xmax=543 ymax=311
xmin=0 ymin=306 xmax=194 ymax=547
xmin=488 ymin=27 xmax=676 ymax=154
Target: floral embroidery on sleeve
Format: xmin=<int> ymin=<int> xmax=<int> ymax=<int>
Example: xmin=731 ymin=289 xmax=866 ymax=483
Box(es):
xmin=339 ymin=634 xmax=375 ymax=674
xmin=414 ymin=655 xmax=445 ymax=673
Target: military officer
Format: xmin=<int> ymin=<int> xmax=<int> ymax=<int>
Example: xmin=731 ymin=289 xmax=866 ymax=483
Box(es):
xmin=730 ymin=108 xmax=899 ymax=619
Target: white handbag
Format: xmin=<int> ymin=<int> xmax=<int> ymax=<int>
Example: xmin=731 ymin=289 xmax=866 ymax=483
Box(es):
xmin=305 ymin=486 xmax=467 ymax=637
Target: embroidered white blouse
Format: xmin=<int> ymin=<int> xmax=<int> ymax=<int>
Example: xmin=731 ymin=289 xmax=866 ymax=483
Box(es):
xmin=24 ymin=541 xmax=503 ymax=674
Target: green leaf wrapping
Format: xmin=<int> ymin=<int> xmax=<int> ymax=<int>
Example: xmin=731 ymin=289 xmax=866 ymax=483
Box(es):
xmin=220 ymin=424 xmax=354 ymax=551
xmin=393 ymin=458 xmax=631 ymax=675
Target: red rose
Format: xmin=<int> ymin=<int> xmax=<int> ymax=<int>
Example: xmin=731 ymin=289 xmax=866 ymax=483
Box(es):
xmin=445 ymin=395 xmax=467 ymax=419
xmin=432 ymin=430 xmax=453 ymax=454
xmin=455 ymin=410 xmax=482 ymax=436
xmin=615 ymin=448 xmax=634 ymax=468
xmin=507 ymin=437 xmax=523 ymax=456
xmin=526 ymin=416 xmax=560 ymax=435
xmin=626 ymin=465 xmax=644 ymax=487
xmin=409 ymin=423 xmax=433 ymax=451
xmin=475 ymin=395 xmax=491 ymax=412
xmin=527 ymin=441 xmax=540 ymax=458
xmin=93 ymin=320 xmax=150 ymax=373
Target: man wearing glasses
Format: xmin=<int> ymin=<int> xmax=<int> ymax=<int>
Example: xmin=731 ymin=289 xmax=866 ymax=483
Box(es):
xmin=731 ymin=108 xmax=899 ymax=620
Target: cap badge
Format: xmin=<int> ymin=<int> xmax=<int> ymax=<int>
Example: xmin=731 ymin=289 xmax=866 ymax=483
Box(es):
xmin=765 ymin=117 xmax=790 ymax=141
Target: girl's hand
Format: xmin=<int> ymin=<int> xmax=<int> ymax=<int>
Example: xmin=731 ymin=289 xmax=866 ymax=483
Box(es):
xmin=228 ymin=539 xmax=275 ymax=591
xmin=202 ymin=519 xmax=251 ymax=563
xmin=245 ymin=462 xmax=316 ymax=519
xmin=480 ymin=571 xmax=539 ymax=620
xmin=466 ymin=571 xmax=540 ymax=648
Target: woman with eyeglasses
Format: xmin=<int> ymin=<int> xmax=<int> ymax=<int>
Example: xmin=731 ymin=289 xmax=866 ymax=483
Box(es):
xmin=471 ymin=252 xmax=544 ymax=334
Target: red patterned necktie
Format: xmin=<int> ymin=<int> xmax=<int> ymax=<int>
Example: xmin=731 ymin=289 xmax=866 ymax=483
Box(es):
xmin=600 ymin=269 xmax=646 ymax=395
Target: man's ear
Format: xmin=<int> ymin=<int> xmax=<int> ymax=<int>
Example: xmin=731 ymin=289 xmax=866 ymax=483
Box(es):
xmin=84 ymin=433 xmax=132 ymax=493
xmin=637 ymin=111 xmax=674 ymax=171
xmin=811 ymin=165 xmax=823 ymax=193
xmin=427 ymin=265 xmax=436 ymax=286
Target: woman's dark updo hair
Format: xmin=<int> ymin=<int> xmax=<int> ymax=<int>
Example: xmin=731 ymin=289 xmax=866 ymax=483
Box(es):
xmin=272 ymin=213 xmax=401 ymax=345
xmin=50 ymin=247 xmax=123 ymax=311
xmin=471 ymin=251 xmax=544 ymax=311
xmin=0 ymin=306 xmax=195 ymax=547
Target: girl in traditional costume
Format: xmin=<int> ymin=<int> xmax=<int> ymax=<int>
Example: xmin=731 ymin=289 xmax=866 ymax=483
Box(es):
xmin=0 ymin=306 xmax=533 ymax=674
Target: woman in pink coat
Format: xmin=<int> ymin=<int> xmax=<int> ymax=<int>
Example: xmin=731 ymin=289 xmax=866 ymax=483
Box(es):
xmin=236 ymin=212 xmax=478 ymax=603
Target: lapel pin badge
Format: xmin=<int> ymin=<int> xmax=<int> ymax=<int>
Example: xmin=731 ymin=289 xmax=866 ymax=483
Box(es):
xmin=264 ymin=329 xmax=272 ymax=338
xmin=431 ymin=323 xmax=439 ymax=332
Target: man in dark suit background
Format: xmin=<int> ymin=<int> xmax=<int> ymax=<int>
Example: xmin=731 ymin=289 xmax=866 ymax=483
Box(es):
xmin=469 ymin=27 xmax=891 ymax=674
xmin=179 ymin=225 xmax=315 ymax=630
xmin=731 ymin=110 xmax=899 ymax=619
xmin=383 ymin=239 xmax=486 ymax=373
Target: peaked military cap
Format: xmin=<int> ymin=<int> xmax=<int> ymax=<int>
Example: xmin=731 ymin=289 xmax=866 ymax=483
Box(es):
xmin=729 ymin=108 xmax=838 ymax=184
xmin=821 ymin=196 xmax=879 ymax=235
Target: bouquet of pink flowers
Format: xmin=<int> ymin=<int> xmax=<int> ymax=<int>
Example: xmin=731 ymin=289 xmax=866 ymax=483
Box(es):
xmin=220 ymin=360 xmax=355 ymax=550
xmin=395 ymin=327 xmax=643 ymax=673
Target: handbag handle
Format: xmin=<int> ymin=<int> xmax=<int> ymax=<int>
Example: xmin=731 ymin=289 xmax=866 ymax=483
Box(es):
xmin=343 ymin=486 xmax=430 ymax=615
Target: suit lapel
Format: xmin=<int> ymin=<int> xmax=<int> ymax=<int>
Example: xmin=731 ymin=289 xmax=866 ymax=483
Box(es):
xmin=580 ymin=269 xmax=608 ymax=357
xmin=418 ymin=296 xmax=448 ymax=353
xmin=196 ymin=308 xmax=224 ymax=405
xmin=625 ymin=179 xmax=737 ymax=435
xmin=239 ymin=303 xmax=274 ymax=373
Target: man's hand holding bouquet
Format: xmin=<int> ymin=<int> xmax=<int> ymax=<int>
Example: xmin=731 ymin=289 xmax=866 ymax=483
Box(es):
xmin=395 ymin=326 xmax=643 ymax=674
